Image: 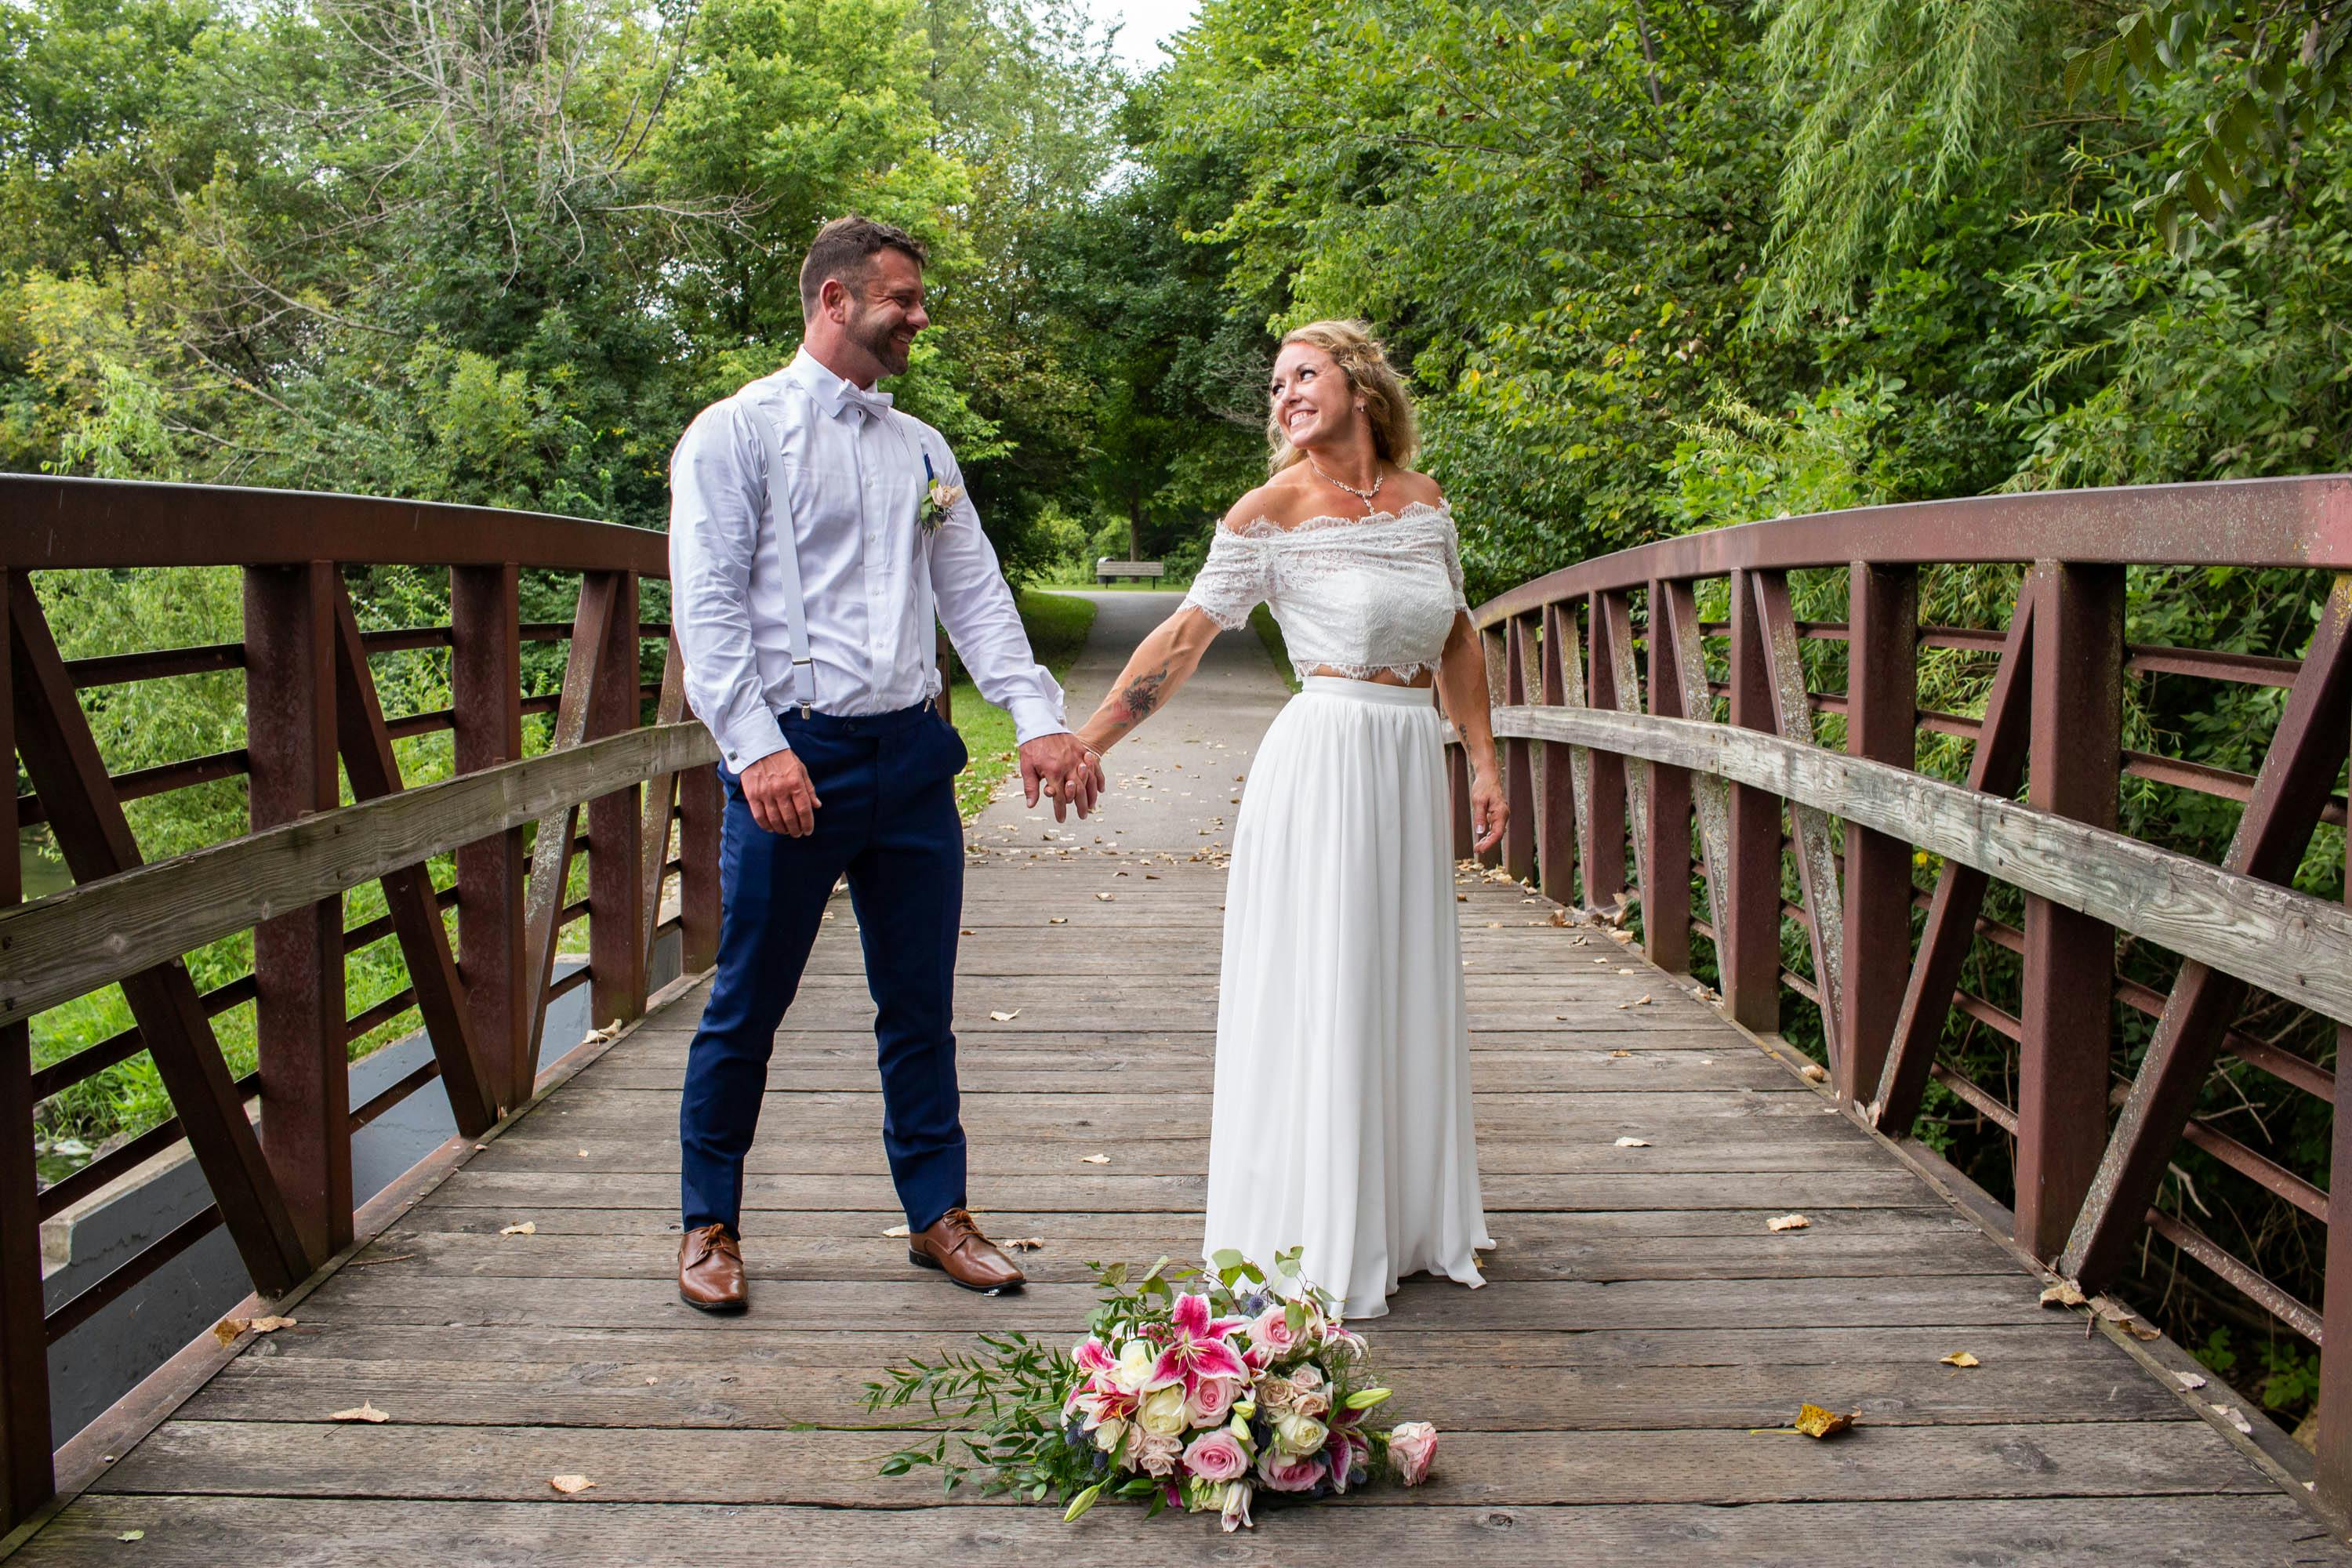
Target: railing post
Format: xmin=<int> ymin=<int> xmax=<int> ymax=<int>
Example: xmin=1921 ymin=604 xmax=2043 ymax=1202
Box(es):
xmin=588 ymin=572 xmax=648 ymax=1028
xmin=0 ymin=572 xmax=53 ymax=1528
xmin=1722 ymin=568 xmax=1781 ymax=1033
xmin=1477 ymin=625 xmax=1508 ymax=869
xmin=1582 ymin=593 xmax=1627 ymax=909
xmin=242 ymin=561 xmax=350 ymax=1269
xmin=1840 ymin=564 xmax=1918 ymax=1104
xmin=1446 ymin=742 xmax=1475 ymax=862
xmin=2323 ymin=887 xmax=2352 ymax=1510
xmin=1501 ymin=615 xmax=1536 ymax=884
xmin=2015 ymin=561 xmax=2123 ymax=1261
xmin=1536 ymin=602 xmax=1577 ymax=906
xmin=452 ymin=564 xmax=531 ymax=1110
xmin=1643 ymin=579 xmax=1692 ymax=973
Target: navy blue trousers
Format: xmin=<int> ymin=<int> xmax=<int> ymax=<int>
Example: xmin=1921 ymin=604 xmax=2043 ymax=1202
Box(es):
xmin=678 ymin=700 xmax=968 ymax=1236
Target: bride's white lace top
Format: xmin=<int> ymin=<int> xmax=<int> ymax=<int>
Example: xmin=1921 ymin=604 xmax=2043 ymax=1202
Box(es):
xmin=1180 ymin=501 xmax=1469 ymax=683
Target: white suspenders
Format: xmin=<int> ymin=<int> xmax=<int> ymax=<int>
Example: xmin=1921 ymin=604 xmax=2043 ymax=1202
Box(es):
xmin=751 ymin=388 xmax=940 ymax=721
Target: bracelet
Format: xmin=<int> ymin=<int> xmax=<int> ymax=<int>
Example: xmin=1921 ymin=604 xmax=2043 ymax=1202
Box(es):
xmin=1074 ymin=736 xmax=1105 ymax=763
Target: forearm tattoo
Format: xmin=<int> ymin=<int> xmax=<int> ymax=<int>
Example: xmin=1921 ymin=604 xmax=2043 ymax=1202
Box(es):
xmin=1112 ymin=665 xmax=1170 ymax=731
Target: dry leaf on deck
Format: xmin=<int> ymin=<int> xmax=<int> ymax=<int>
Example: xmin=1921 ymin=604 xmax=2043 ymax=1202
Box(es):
xmin=1080 ymin=1154 xmax=1111 ymax=1164
xmin=1613 ymin=1137 xmax=1651 ymax=1148
xmin=576 ymin=1149 xmax=590 ymax=1159
xmin=1940 ymin=1352 xmax=1980 ymax=1368
xmin=250 ymin=1315 xmax=297 ymax=1334
xmin=211 ymin=1318 xmax=249 ymax=1346
xmin=883 ymin=1224 xmax=911 ymax=1238
xmin=116 ymin=1531 xmax=143 ymax=1542
xmin=2038 ymin=1280 xmax=2087 ymax=1308
xmin=1766 ymin=1214 xmax=1811 ymax=1232
xmin=988 ymin=1009 xmax=1022 ymax=1022
xmin=1616 ymin=967 xmax=1635 ymax=975
xmin=329 ymin=1401 xmax=391 ymax=1423
xmin=500 ymin=1221 xmax=537 ymax=1236
xmin=2212 ymin=1404 xmax=2255 ymax=1435
xmin=1800 ymin=1063 xmax=1828 ymax=1083
xmin=1792 ymin=1404 xmax=1857 ymax=1439
xmin=2176 ymin=1371 xmax=2208 ymax=1390
xmin=550 ymin=1475 xmax=597 ymax=1494
xmin=1004 ymin=1237 xmax=1047 ymax=1251
xmin=1048 ymin=916 xmax=1068 ymax=924
xmin=1608 ymin=1050 xmax=1633 ymax=1059
xmin=1095 ymin=892 xmax=1116 ymax=902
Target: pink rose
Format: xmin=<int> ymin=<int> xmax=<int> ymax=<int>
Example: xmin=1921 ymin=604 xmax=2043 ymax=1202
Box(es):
xmin=1186 ymin=1374 xmax=1240 ymax=1427
xmin=1182 ymin=1428 xmax=1250 ymax=1484
xmin=1388 ymin=1421 xmax=1438 ymax=1486
xmin=1257 ymin=1450 xmax=1323 ymax=1493
xmin=1249 ymin=1305 xmax=1301 ymax=1360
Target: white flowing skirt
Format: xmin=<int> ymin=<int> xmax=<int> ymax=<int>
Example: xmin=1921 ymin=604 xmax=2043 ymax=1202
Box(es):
xmin=1202 ymin=677 xmax=1491 ymax=1319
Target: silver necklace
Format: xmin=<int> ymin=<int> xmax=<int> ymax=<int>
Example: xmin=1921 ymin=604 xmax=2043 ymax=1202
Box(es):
xmin=1306 ymin=453 xmax=1382 ymax=506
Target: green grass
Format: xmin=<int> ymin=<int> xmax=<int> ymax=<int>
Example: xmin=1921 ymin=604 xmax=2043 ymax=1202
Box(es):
xmin=949 ymin=588 xmax=1100 ymax=818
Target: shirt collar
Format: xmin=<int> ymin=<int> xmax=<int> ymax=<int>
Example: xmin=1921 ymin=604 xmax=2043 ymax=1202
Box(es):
xmin=781 ymin=348 xmax=895 ymax=423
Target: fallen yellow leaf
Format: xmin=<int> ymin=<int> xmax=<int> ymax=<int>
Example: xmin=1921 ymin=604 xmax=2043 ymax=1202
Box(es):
xmin=1800 ymin=1063 xmax=1828 ymax=1083
xmin=1766 ymin=1214 xmax=1810 ymax=1232
xmin=1080 ymin=1154 xmax=1111 ymax=1164
xmin=1613 ymin=1137 xmax=1651 ymax=1148
xmin=1608 ymin=1049 xmax=1633 ymax=1059
xmin=1004 ymin=1237 xmax=1047 ymax=1251
xmin=1095 ymin=892 xmax=1115 ymax=902
xmin=1940 ymin=1351 xmax=1980 ymax=1368
xmin=500 ymin=1221 xmax=537 ymax=1236
xmin=2038 ymin=1279 xmax=2087 ymax=1308
xmin=2212 ymin=1404 xmax=2254 ymax=1435
xmin=116 ymin=1530 xmax=143 ymax=1542
xmin=988 ymin=1009 xmax=1021 ymax=1022
xmin=1793 ymin=1404 xmax=1857 ymax=1439
xmin=883 ymin=1224 xmax=912 ymax=1238
xmin=1047 ymin=916 xmax=1069 ymax=925
xmin=211 ymin=1318 xmax=248 ymax=1347
xmin=329 ymin=1401 xmax=390 ymax=1423
xmin=550 ymin=1474 xmax=597 ymax=1494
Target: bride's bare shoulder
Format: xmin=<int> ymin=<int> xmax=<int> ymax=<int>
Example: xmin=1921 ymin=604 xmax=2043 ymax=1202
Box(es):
xmin=1218 ymin=475 xmax=1320 ymax=534
xmin=1383 ymin=468 xmax=1446 ymax=511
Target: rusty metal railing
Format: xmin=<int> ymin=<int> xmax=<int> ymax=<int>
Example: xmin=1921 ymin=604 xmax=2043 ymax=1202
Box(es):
xmin=0 ymin=475 xmax=728 ymax=1528
xmin=1446 ymin=474 xmax=2352 ymax=1505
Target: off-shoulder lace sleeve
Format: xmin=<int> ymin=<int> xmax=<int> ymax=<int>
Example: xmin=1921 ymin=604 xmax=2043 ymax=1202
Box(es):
xmin=1181 ymin=528 xmax=1272 ymax=632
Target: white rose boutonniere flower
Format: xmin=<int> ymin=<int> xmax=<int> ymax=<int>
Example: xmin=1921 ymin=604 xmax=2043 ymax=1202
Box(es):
xmin=920 ymin=454 xmax=964 ymax=534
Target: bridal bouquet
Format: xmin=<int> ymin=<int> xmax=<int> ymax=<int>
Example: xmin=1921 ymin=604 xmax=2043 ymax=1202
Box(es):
xmin=866 ymin=1250 xmax=1439 ymax=1530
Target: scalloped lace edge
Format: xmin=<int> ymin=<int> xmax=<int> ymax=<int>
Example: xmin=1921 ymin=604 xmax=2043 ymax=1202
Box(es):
xmin=1225 ymin=500 xmax=1451 ymax=539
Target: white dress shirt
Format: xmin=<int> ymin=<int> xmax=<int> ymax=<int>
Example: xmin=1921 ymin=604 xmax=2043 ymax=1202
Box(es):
xmin=669 ymin=349 xmax=1068 ymax=771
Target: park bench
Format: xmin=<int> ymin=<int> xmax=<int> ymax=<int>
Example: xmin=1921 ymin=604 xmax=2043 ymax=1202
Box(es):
xmin=1095 ymin=557 xmax=1165 ymax=586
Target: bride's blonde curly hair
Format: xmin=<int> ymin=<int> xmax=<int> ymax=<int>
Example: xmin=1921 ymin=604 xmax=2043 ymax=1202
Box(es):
xmin=1266 ymin=319 xmax=1420 ymax=477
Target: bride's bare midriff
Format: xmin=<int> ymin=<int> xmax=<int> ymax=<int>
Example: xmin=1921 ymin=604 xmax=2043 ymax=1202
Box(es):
xmin=1308 ymin=666 xmax=1435 ymax=688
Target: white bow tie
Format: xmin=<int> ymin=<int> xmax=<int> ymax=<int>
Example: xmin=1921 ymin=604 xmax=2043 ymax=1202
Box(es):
xmin=836 ymin=383 xmax=894 ymax=422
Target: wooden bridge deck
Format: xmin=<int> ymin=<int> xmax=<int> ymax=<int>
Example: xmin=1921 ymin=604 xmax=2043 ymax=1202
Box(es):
xmin=5 ymin=850 xmax=2346 ymax=1564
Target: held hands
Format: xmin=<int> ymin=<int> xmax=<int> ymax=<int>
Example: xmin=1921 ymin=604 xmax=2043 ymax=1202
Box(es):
xmin=1021 ymin=732 xmax=1106 ymax=822
xmin=1470 ymin=763 xmax=1509 ymax=855
xmin=740 ymin=749 xmax=822 ymax=837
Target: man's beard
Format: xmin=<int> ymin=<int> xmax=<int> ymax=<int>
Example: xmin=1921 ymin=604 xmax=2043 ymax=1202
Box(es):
xmin=848 ymin=305 xmax=909 ymax=376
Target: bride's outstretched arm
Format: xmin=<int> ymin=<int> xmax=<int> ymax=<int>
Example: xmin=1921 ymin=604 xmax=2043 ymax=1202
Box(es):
xmin=1073 ymin=605 xmax=1223 ymax=757
xmin=1436 ymin=610 xmax=1508 ymax=854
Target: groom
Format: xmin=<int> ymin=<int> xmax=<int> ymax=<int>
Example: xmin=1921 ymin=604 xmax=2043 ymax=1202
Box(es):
xmin=666 ymin=215 xmax=1104 ymax=1311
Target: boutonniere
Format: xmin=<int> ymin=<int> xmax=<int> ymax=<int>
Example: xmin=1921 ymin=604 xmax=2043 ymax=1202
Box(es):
xmin=920 ymin=453 xmax=964 ymax=533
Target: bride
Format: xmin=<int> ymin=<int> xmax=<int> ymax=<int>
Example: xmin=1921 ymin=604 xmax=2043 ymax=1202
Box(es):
xmin=1069 ymin=319 xmax=1506 ymax=1318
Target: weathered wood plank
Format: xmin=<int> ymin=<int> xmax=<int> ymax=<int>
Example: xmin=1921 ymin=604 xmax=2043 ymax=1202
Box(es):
xmin=92 ymin=1420 xmax=2264 ymax=1507
xmin=183 ymin=1349 xmax=2178 ymax=1431
xmin=22 ymin=1494 xmax=2345 ymax=1568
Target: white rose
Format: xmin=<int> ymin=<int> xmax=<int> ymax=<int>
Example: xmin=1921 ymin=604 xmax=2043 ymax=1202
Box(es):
xmin=1272 ymin=1410 xmax=1327 ymax=1457
xmin=1139 ymin=1384 xmax=1189 ymax=1437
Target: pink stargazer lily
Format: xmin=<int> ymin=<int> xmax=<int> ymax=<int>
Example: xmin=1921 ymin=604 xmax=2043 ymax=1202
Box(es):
xmin=1149 ymin=1293 xmax=1248 ymax=1396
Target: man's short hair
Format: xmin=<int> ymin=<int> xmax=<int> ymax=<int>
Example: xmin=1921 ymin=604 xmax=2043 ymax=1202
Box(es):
xmin=798 ymin=216 xmax=927 ymax=319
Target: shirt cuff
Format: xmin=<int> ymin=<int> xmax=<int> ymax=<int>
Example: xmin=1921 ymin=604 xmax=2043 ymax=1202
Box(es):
xmin=715 ymin=710 xmax=789 ymax=772
xmin=1008 ymin=697 xmax=1069 ymax=749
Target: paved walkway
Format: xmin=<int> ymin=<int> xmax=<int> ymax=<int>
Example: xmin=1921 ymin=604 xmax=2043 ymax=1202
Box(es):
xmin=6 ymin=599 xmax=2347 ymax=1564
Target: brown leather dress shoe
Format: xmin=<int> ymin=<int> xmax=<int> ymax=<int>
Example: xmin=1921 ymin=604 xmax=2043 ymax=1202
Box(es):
xmin=678 ymin=1222 xmax=746 ymax=1312
xmin=908 ymin=1207 xmax=1026 ymax=1294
